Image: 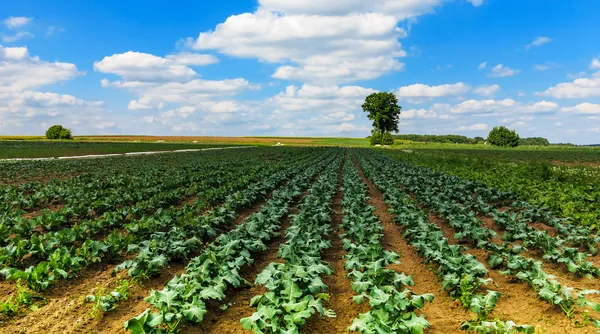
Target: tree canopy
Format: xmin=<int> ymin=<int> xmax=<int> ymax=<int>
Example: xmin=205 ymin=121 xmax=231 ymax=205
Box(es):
xmin=362 ymin=92 xmax=402 ymax=134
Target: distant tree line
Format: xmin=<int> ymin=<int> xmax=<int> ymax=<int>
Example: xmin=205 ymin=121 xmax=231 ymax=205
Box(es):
xmin=392 ymin=134 xmax=479 ymax=144
xmin=391 ymin=132 xmax=552 ymax=147
xmin=519 ymin=137 xmax=550 ymax=146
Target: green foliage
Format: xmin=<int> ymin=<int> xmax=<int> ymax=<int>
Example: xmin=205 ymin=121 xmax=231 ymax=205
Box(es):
xmin=394 ymin=134 xmax=478 ymax=144
xmin=519 ymin=137 xmax=550 ymax=146
xmin=45 ymin=125 xmax=73 ymax=140
xmin=369 ymin=132 xmax=395 ymax=146
xmin=86 ymin=280 xmax=132 ymax=318
xmin=487 ymin=126 xmax=520 ymax=147
xmin=362 ymin=92 xmax=402 ymax=134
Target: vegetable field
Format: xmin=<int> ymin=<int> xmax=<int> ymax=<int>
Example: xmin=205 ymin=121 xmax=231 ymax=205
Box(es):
xmin=1 ymin=146 xmax=600 ymax=333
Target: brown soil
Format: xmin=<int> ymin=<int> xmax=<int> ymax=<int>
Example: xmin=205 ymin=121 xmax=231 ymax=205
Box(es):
xmin=0 ymin=261 xmax=186 ymax=334
xmin=353 ymin=157 xmax=471 ymax=333
xmin=426 ymin=211 xmax=596 ymax=333
xmin=529 ymin=222 xmax=559 ymax=237
xmin=477 ymin=214 xmax=505 ymax=245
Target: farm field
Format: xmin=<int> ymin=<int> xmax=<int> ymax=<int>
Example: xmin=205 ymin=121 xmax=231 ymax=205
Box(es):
xmin=0 ymin=141 xmax=243 ymax=159
xmin=1 ymin=146 xmax=600 ymax=333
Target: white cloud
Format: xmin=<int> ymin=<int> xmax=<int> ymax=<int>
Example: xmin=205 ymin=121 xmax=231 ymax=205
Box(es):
xmin=478 ymin=61 xmax=487 ymax=70
xmin=561 ymin=103 xmax=600 ymax=115
xmin=95 ymin=50 xmax=257 ymax=111
xmin=526 ymin=36 xmax=551 ymax=50
xmin=459 ymin=123 xmax=488 ymax=131
xmin=396 ymin=82 xmax=469 ymax=101
xmin=488 ymin=64 xmax=519 ymax=77
xmin=0 ymin=44 xmax=81 ymax=92
xmin=590 ymin=58 xmax=600 ymax=70
xmin=537 ymin=71 xmax=600 ymax=99
xmin=1 ymin=31 xmax=34 ymax=43
xmin=519 ymin=101 xmax=559 ymax=113
xmin=449 ymin=99 xmax=558 ymax=116
xmin=188 ymin=1 xmax=460 ymax=84
xmin=554 ymin=122 xmax=563 ymax=126
xmin=3 ymin=16 xmax=31 ymax=29
xmin=165 ymin=52 xmax=219 ymax=66
xmin=269 ymin=84 xmax=376 ymax=115
xmin=93 ymin=121 xmax=117 ymax=129
xmin=94 ymin=51 xmax=198 ymax=82
xmin=400 ymin=108 xmax=439 ymax=119
xmin=328 ymin=122 xmax=369 ymax=133
xmin=256 ymin=0 xmax=446 ymax=18
xmin=451 ymin=99 xmax=516 ymax=114
xmin=473 ymin=84 xmax=500 ymax=97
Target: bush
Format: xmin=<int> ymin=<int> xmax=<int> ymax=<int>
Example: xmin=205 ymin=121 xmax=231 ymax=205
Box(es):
xmin=487 ymin=126 xmax=519 ymax=147
xmin=45 ymin=125 xmax=73 ymax=140
xmin=370 ymin=131 xmax=395 ymax=146
xmin=370 ymin=132 xmax=383 ymax=146
xmin=59 ymin=128 xmax=72 ymax=139
xmin=382 ymin=132 xmax=395 ymax=145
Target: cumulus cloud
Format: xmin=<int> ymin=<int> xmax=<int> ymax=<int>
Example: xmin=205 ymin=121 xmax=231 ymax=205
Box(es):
xmin=396 ymin=82 xmax=469 ymax=102
xmin=400 ymin=108 xmax=440 ymax=119
xmin=526 ymin=36 xmax=551 ymax=50
xmin=488 ymin=64 xmax=519 ymax=77
xmin=3 ymin=16 xmax=31 ymax=29
xmin=459 ymin=123 xmax=488 ymax=131
xmin=473 ymin=84 xmax=500 ymax=97
xmin=95 ymin=50 xmax=257 ymax=110
xmin=187 ymin=1 xmax=469 ymax=84
xmin=328 ymin=122 xmax=370 ymax=133
xmin=94 ymin=51 xmax=198 ymax=82
xmin=590 ymin=58 xmax=600 ymax=70
xmin=256 ymin=0 xmax=446 ymax=19
xmin=165 ymin=52 xmax=219 ymax=66
xmin=478 ymin=61 xmax=487 ymax=70
xmin=561 ymin=103 xmax=600 ymax=115
xmin=0 ymin=44 xmax=81 ymax=92
xmin=449 ymin=99 xmax=558 ymax=116
xmin=537 ymin=70 xmax=600 ymax=99
xmin=451 ymin=99 xmax=516 ymax=114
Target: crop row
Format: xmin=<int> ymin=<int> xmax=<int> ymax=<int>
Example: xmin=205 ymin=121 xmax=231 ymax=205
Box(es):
xmin=0 ymin=149 xmax=332 ymax=292
xmin=355 ymin=151 xmax=534 ymax=333
xmin=361 ymin=150 xmax=600 ymax=330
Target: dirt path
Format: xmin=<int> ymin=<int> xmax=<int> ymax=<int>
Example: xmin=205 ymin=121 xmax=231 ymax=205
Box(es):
xmin=352 ymin=157 xmax=470 ymax=333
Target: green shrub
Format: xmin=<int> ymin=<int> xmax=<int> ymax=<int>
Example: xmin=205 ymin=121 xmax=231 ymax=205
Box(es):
xmin=370 ymin=132 xmax=383 ymax=146
xmin=382 ymin=132 xmax=395 ymax=145
xmin=487 ymin=126 xmax=519 ymax=147
xmin=45 ymin=125 xmax=73 ymax=140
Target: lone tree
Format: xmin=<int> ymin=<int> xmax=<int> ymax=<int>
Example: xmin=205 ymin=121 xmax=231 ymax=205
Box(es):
xmin=487 ymin=126 xmax=519 ymax=147
xmin=45 ymin=125 xmax=73 ymax=140
xmin=362 ymin=92 xmax=401 ymax=145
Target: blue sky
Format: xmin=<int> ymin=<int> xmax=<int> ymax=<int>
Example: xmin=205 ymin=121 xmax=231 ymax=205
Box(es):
xmin=1 ymin=0 xmax=600 ymax=144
